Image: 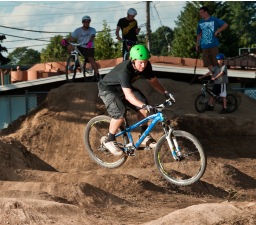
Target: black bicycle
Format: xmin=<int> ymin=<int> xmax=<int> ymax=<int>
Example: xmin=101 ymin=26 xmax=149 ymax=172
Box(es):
xmin=122 ymin=39 xmax=137 ymax=61
xmin=195 ymin=80 xmax=238 ymax=113
xmin=66 ymin=42 xmax=99 ymax=82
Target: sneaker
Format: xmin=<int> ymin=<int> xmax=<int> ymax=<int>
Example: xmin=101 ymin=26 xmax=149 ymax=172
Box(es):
xmin=141 ymin=135 xmax=157 ymax=148
xmin=219 ymin=108 xmax=229 ymax=114
xmin=103 ymin=140 xmax=123 ymax=156
xmin=206 ymin=105 xmax=214 ymax=111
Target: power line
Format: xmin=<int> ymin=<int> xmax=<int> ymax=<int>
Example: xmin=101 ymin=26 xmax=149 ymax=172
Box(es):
xmin=0 ymin=25 xmax=70 ymax=33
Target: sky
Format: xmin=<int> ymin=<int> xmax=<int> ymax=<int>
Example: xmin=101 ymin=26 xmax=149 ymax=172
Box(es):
xmin=0 ymin=1 xmax=186 ymax=56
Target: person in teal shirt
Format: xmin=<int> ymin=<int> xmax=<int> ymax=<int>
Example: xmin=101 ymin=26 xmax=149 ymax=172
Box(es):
xmin=196 ymin=6 xmax=228 ymax=72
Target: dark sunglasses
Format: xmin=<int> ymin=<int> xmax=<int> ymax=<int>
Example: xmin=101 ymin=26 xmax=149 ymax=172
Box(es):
xmin=82 ymin=20 xmax=90 ymax=23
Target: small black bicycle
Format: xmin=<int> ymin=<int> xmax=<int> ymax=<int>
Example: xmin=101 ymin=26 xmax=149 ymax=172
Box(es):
xmin=195 ymin=80 xmax=238 ymax=113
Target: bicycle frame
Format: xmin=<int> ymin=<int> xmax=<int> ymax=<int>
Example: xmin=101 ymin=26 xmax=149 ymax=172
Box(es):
xmin=116 ymin=112 xmax=164 ymax=149
xmin=122 ymin=39 xmax=137 ymax=61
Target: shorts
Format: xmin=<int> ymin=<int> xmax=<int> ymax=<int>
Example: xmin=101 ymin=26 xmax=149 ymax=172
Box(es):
xmin=98 ymin=82 xmax=148 ymax=119
xmin=77 ymin=46 xmax=95 ymax=58
xmin=202 ymin=47 xmax=219 ymax=67
xmin=212 ymin=84 xmax=227 ymax=97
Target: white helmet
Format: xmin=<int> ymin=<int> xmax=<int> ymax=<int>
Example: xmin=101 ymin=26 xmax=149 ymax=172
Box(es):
xmin=127 ymin=8 xmax=137 ymax=16
xmin=82 ymin=15 xmax=91 ymax=22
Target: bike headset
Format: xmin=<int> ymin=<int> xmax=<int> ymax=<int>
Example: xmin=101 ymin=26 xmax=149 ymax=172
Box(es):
xmin=127 ymin=8 xmax=137 ymax=16
xmin=216 ymin=53 xmax=225 ymax=60
xmin=82 ymin=15 xmax=91 ymax=22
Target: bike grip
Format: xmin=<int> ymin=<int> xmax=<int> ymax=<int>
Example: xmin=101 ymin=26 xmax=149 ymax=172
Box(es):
xmin=61 ymin=39 xmax=68 ymax=46
xmin=87 ymin=41 xmax=93 ymax=48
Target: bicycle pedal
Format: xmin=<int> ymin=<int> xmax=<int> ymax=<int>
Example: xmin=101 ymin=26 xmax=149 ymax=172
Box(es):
xmin=144 ymin=146 xmax=152 ymax=151
xmin=126 ymin=149 xmax=136 ymax=156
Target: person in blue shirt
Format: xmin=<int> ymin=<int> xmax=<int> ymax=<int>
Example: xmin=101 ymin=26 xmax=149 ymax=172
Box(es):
xmin=196 ymin=6 xmax=228 ymax=72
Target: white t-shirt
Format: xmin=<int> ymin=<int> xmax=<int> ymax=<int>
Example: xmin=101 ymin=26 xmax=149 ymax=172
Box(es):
xmin=72 ymin=27 xmax=96 ymax=48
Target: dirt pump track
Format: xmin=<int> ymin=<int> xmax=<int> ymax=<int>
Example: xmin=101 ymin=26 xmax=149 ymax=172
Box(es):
xmin=0 ymin=79 xmax=256 ymax=225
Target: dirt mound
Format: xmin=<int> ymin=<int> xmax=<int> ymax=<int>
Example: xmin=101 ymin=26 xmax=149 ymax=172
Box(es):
xmin=0 ymin=79 xmax=256 ymax=224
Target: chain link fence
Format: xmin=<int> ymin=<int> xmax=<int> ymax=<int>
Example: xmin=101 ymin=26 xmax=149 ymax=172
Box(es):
xmin=25 ymin=91 xmax=48 ymax=113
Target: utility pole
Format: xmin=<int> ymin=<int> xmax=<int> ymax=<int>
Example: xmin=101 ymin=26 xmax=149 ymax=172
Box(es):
xmin=146 ymin=1 xmax=152 ymax=51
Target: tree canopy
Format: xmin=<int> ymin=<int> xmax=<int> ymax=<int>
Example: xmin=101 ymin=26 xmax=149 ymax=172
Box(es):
xmin=8 ymin=47 xmax=40 ymax=66
xmin=6 ymin=2 xmax=256 ymax=64
xmin=171 ymin=1 xmax=256 ymax=58
xmin=40 ymin=35 xmax=69 ymax=63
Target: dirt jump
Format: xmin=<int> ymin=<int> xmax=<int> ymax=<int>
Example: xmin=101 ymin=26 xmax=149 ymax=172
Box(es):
xmin=0 ymin=78 xmax=255 ymax=225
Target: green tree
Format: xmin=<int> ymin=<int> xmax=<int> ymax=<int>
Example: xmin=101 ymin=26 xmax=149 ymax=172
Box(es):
xmin=7 ymin=47 xmax=40 ymax=65
xmin=95 ymin=21 xmax=117 ymax=60
xmin=0 ymin=35 xmax=11 ymax=65
xmin=171 ymin=1 xmax=201 ymax=58
xmin=150 ymin=26 xmax=173 ymax=56
xmin=226 ymin=1 xmax=256 ymax=48
xmin=40 ymin=35 xmax=69 ymax=62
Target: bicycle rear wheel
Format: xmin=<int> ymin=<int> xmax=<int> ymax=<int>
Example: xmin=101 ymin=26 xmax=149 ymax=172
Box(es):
xmin=154 ymin=130 xmax=206 ymax=186
xmin=226 ymin=94 xmax=238 ymax=113
xmin=84 ymin=115 xmax=128 ymax=168
xmin=195 ymin=93 xmax=209 ymax=113
xmin=66 ymin=55 xmax=77 ymax=82
xmin=83 ymin=60 xmax=95 ymax=82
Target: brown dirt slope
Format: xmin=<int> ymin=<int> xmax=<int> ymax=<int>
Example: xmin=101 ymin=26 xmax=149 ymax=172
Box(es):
xmin=0 ymin=79 xmax=256 ymax=225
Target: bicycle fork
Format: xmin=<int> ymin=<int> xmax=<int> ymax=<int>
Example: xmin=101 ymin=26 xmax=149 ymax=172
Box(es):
xmin=166 ymin=129 xmax=183 ymax=161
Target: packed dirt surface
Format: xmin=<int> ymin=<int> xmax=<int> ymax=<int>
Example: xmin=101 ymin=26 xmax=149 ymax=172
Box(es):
xmin=0 ymin=78 xmax=255 ymax=225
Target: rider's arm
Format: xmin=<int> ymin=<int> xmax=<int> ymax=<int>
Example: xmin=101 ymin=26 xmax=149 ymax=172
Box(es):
xmin=148 ymin=77 xmax=167 ymax=94
xmin=199 ymin=71 xmax=212 ymax=79
xmin=122 ymin=87 xmax=145 ymax=108
xmin=116 ymin=26 xmax=122 ymax=41
xmin=212 ymin=71 xmax=224 ymax=80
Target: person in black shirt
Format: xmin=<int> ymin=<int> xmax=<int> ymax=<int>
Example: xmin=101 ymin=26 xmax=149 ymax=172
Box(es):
xmin=98 ymin=45 xmax=175 ymax=156
xmin=116 ymin=8 xmax=141 ymax=58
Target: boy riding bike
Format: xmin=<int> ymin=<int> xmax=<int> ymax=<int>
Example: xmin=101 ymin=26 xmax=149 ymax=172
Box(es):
xmin=198 ymin=53 xmax=229 ymax=114
xmin=98 ymin=44 xmax=175 ymax=156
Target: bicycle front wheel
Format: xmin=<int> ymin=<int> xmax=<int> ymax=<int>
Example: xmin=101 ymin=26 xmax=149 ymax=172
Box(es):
xmin=154 ymin=130 xmax=206 ymax=186
xmin=66 ymin=55 xmax=77 ymax=82
xmin=84 ymin=115 xmax=128 ymax=169
xmin=226 ymin=94 xmax=238 ymax=113
xmin=195 ymin=93 xmax=209 ymax=113
xmin=83 ymin=60 xmax=95 ymax=82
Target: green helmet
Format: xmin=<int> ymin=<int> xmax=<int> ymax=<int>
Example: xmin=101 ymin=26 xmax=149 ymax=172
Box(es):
xmin=130 ymin=44 xmax=151 ymax=60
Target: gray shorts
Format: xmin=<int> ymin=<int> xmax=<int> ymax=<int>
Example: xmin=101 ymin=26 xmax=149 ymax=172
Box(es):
xmin=98 ymin=82 xmax=147 ymax=119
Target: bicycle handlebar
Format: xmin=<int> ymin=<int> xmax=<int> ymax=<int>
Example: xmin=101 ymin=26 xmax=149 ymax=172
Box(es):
xmin=68 ymin=42 xmax=89 ymax=47
xmin=140 ymin=99 xmax=175 ymax=114
xmin=121 ymin=39 xmax=137 ymax=46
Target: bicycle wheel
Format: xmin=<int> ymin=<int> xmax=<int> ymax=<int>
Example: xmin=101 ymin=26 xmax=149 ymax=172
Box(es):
xmin=83 ymin=60 xmax=95 ymax=82
xmin=226 ymin=94 xmax=238 ymax=113
xmin=195 ymin=93 xmax=209 ymax=113
xmin=84 ymin=115 xmax=129 ymax=168
xmin=123 ymin=52 xmax=130 ymax=61
xmin=66 ymin=55 xmax=77 ymax=82
xmin=154 ymin=130 xmax=206 ymax=186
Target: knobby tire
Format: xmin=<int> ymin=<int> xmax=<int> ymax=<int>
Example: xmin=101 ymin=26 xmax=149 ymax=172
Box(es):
xmin=195 ymin=93 xmax=209 ymax=113
xmin=154 ymin=130 xmax=206 ymax=186
xmin=66 ymin=55 xmax=77 ymax=82
xmin=84 ymin=115 xmax=128 ymax=168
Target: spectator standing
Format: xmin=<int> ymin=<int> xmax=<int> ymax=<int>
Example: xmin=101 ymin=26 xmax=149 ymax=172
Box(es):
xmin=196 ymin=6 xmax=228 ymax=72
xmin=116 ymin=8 xmax=141 ymax=58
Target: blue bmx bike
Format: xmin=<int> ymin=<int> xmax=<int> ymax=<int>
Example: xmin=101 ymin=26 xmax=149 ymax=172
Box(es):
xmin=84 ymin=98 xmax=206 ymax=186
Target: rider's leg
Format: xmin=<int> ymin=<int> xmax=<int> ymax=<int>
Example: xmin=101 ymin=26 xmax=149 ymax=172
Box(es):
xmin=88 ymin=57 xmax=99 ymax=74
xmin=98 ymin=86 xmax=126 ymax=155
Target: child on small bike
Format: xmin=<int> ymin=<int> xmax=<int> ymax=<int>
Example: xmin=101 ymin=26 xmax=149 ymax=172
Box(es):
xmin=198 ymin=53 xmax=229 ymax=114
